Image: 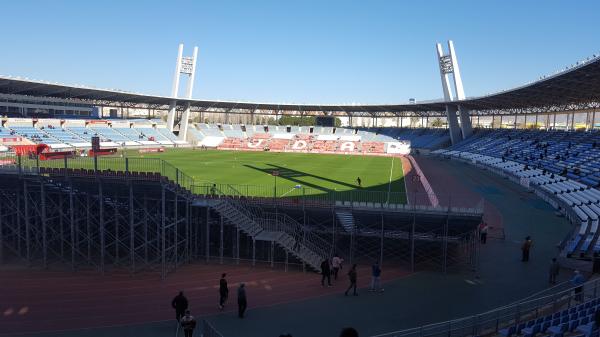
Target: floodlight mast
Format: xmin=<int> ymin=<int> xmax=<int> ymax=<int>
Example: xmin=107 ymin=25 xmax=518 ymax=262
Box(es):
xmin=436 ymin=40 xmax=472 ymax=143
xmin=166 ymin=44 xmax=199 ymax=141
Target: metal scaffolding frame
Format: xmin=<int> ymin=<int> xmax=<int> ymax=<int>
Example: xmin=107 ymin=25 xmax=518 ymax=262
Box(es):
xmin=0 ymin=173 xmax=191 ymax=278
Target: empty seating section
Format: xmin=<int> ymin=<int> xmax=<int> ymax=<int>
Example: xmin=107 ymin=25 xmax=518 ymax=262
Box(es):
xmin=135 ymin=127 xmax=170 ymax=143
xmin=66 ymin=126 xmax=94 ymax=141
xmin=42 ymin=127 xmax=86 ymax=144
xmin=218 ymin=138 xmax=243 ymax=149
xmin=10 ymin=126 xmax=63 ymax=145
xmin=362 ymin=142 xmax=385 ymax=154
xmin=0 ymin=119 xmax=448 ymax=152
xmin=156 ymin=128 xmax=180 ymax=142
xmin=115 ymin=127 xmax=144 ymax=141
xmin=497 ymin=297 xmax=600 ymax=337
xmin=197 ymin=124 xmax=224 ymax=137
xmin=88 ymin=126 xmax=134 ymax=144
xmin=184 ymin=124 xmax=448 ymax=155
xmin=268 ymin=138 xmax=291 ymax=150
xmin=0 ymin=120 xmax=186 ymax=148
xmin=187 ymin=128 xmax=205 ymax=142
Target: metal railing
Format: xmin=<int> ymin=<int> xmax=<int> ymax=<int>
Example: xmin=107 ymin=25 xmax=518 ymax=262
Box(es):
xmin=214 ymin=184 xmax=332 ymax=268
xmin=371 ymin=278 xmax=600 ymax=337
xmin=264 ymin=212 xmax=332 ymax=260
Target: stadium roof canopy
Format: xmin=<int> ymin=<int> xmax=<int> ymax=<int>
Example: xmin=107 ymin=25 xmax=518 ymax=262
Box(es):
xmin=1 ymin=54 xmax=600 ymax=117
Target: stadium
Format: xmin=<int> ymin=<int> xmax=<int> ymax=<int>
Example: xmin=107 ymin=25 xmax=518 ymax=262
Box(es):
xmin=3 ymin=3 xmax=600 ymax=337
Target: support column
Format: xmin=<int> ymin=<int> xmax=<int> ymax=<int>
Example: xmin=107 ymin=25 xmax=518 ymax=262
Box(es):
xmin=205 ymin=207 xmax=210 ymax=262
xmin=252 ymin=238 xmax=256 ymax=267
xmin=219 ymin=215 xmax=224 ymax=264
xmin=379 ymin=213 xmax=384 ymax=266
xmin=236 ymin=227 xmax=240 ymax=264
xmin=41 ymin=180 xmax=47 ymax=269
xmin=593 ymin=111 xmax=597 ymax=130
xmin=167 ymin=44 xmax=184 ymax=132
xmin=99 ymin=182 xmax=105 ymax=275
xmin=445 ymin=105 xmax=461 ymax=144
xmin=161 ymin=187 xmax=166 ymax=279
xmin=129 ymin=183 xmax=135 ymax=273
xmin=178 ymin=103 xmax=191 ymax=141
xmin=24 ymin=180 xmax=30 ymax=263
xmin=458 ymin=106 xmax=472 ymax=139
xmin=410 ymin=211 xmax=415 ymax=272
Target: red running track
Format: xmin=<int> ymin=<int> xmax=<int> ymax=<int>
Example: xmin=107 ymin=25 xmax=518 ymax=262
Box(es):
xmin=413 ymin=155 xmax=505 ymax=238
xmin=0 ymin=263 xmax=411 ymax=335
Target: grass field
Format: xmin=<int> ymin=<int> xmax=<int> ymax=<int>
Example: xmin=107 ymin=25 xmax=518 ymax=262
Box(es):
xmin=139 ymin=149 xmax=405 ymax=201
xmin=25 ymin=149 xmax=407 ymax=202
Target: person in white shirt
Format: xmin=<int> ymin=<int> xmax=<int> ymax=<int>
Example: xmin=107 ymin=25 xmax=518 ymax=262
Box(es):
xmin=332 ymin=254 xmax=344 ymax=281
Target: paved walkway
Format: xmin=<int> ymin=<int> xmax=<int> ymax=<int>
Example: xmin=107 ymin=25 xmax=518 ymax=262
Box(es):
xmin=4 ymin=156 xmax=574 ymax=337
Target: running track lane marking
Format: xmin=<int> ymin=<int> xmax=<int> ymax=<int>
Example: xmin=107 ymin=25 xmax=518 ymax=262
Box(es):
xmin=408 ymin=155 xmax=439 ymax=207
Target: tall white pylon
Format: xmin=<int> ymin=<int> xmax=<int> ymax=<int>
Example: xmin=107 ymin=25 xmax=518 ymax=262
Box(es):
xmin=436 ymin=40 xmax=472 ymax=143
xmin=166 ymin=43 xmax=199 ymax=141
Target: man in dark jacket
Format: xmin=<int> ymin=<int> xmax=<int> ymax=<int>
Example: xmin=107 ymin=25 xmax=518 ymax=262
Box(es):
xmin=321 ymin=258 xmax=332 ymax=287
xmin=219 ymin=273 xmax=229 ymax=310
xmin=344 ymin=264 xmax=358 ymax=296
xmin=238 ymin=283 xmax=247 ymax=318
xmin=171 ymin=291 xmax=188 ymax=322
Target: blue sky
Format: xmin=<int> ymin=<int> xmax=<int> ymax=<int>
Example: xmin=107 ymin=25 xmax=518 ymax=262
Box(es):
xmin=1 ymin=0 xmax=599 ymax=104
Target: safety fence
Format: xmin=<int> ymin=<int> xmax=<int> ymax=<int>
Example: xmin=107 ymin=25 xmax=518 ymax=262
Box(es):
xmin=371 ymin=278 xmax=600 ymax=337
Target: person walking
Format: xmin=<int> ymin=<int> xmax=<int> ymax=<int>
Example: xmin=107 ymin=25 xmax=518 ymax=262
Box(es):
xmin=549 ymin=258 xmax=560 ymax=284
xmin=370 ymin=261 xmax=383 ymax=292
xmin=180 ymin=310 xmax=197 ymax=337
xmin=171 ymin=291 xmax=188 ymax=322
xmin=237 ymin=283 xmax=247 ymax=318
xmin=356 ymin=177 xmax=362 ymax=187
xmin=219 ymin=273 xmax=229 ymax=310
xmin=321 ymin=258 xmax=332 ymax=287
xmin=479 ymin=222 xmax=489 ymax=244
xmin=345 ymin=264 xmax=358 ymax=296
xmin=571 ymin=270 xmax=585 ymax=302
xmin=521 ymin=236 xmax=533 ymax=262
xmin=332 ymin=254 xmax=344 ymax=281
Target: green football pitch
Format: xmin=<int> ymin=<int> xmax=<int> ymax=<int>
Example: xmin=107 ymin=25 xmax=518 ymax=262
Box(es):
xmin=136 ymin=149 xmax=406 ymax=202
xmin=27 ymin=149 xmax=406 ymax=202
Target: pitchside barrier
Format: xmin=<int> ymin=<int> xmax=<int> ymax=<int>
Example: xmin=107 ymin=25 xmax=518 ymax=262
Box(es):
xmin=0 ymin=154 xmax=483 ymax=212
xmin=371 ymin=278 xmax=600 ymax=337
